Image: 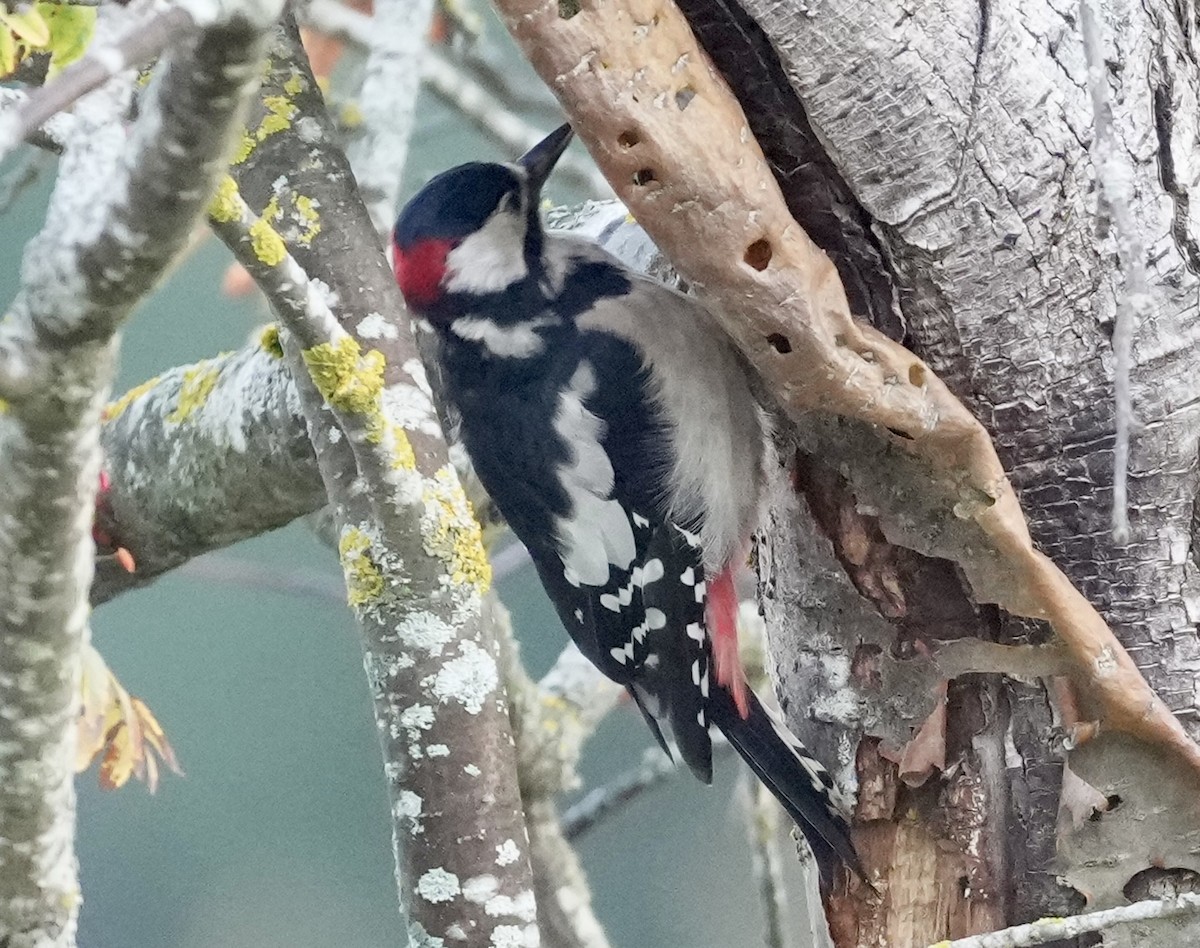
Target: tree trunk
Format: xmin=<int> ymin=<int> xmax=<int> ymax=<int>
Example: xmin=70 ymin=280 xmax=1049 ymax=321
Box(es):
xmin=680 ymin=0 xmax=1200 ymax=943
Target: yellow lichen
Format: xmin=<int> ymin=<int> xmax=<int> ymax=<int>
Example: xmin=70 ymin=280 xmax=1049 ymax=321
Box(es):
xmin=283 ymin=73 xmax=303 ymax=95
xmin=261 ymin=193 xmax=281 ymax=223
xmin=421 ymin=467 xmax=491 ymax=594
xmin=232 ymin=92 xmax=297 ymax=166
xmin=104 ymin=376 xmax=160 ymax=421
xmin=166 ymin=361 xmax=220 ymax=424
xmin=389 ymin=423 xmax=417 ymax=470
xmin=249 ymin=218 xmax=286 ymax=267
xmin=294 ymin=194 xmax=321 ymax=247
xmin=208 ymin=176 xmax=241 ymax=224
xmin=339 ymin=101 xmax=363 ymax=129
xmin=259 ymin=324 xmax=284 ymax=359
xmin=0 ymin=398 xmax=8 ymax=414
xmin=301 ymin=337 xmax=386 ymax=441
xmin=339 ymin=526 xmax=385 ymax=607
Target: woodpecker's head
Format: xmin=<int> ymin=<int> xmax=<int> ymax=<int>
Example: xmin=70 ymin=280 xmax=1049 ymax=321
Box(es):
xmin=392 ymin=123 xmax=574 ymax=317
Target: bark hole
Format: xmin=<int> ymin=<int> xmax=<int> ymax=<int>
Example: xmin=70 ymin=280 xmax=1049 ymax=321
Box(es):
xmin=908 ymin=363 xmax=926 ymax=387
xmin=618 ymin=130 xmax=640 ymax=148
xmin=1123 ymin=866 xmax=1200 ymax=900
xmin=766 ymin=332 xmax=792 ymax=354
xmin=632 ymin=168 xmax=657 ymax=186
xmin=744 ymin=238 xmax=772 ymax=270
xmin=557 ymin=0 xmax=581 ymax=18
xmin=675 ymin=85 xmax=697 ymax=110
xmin=886 ymin=426 xmax=913 ymax=441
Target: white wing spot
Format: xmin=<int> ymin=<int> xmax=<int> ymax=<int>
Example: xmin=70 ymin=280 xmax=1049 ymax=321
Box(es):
xmin=552 ymin=361 xmax=636 ymax=586
xmin=632 ymin=512 xmax=650 ymax=528
xmin=686 ymin=622 xmax=705 ymax=643
xmin=573 ymin=608 xmax=583 ymax=623
xmin=645 ymin=608 xmax=666 ymax=630
xmin=694 ymin=581 xmax=707 ymax=603
xmin=680 ymin=566 xmax=695 ymax=586
xmin=691 ymin=659 xmax=702 ymax=686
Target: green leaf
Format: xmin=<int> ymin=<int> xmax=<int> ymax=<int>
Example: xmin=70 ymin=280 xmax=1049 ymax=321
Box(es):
xmin=38 ymin=2 xmax=95 ymax=79
xmin=0 ymin=6 xmax=50 ymax=46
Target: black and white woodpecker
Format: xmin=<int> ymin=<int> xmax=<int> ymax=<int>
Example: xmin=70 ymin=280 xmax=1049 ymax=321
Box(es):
xmin=392 ymin=124 xmax=864 ymax=891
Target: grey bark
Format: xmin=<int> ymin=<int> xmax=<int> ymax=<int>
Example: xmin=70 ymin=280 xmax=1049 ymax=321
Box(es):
xmin=0 ymin=0 xmax=278 ymax=942
xmin=93 ymin=345 xmax=322 ymax=605
xmin=223 ymin=21 xmax=538 ymax=946
xmin=678 ymin=0 xmax=1200 ymax=942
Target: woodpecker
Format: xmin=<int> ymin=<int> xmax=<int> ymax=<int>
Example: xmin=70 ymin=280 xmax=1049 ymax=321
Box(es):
xmin=392 ymin=124 xmax=863 ymax=891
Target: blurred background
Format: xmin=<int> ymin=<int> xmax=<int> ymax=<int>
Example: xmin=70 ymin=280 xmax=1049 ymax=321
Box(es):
xmin=2 ymin=5 xmax=812 ymax=945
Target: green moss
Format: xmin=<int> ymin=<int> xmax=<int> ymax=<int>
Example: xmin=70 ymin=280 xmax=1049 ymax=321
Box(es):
xmin=339 ymin=527 xmax=384 ymax=607
xmin=166 ymin=361 xmax=220 ymax=423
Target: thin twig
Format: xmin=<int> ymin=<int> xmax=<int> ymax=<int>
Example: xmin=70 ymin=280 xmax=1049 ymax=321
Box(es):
xmin=562 ymin=737 xmax=734 ymax=841
xmin=745 ymin=781 xmax=791 ymax=948
xmin=1080 ymin=0 xmax=1143 ymax=545
xmin=0 ymin=5 xmax=195 ymax=161
xmin=301 ymin=0 xmax=609 ymax=196
xmin=930 ymin=893 xmax=1200 ymax=948
xmin=342 ymin=0 xmax=437 ymax=238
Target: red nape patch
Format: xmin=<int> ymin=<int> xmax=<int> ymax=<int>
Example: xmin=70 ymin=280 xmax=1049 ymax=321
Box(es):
xmin=393 ymin=237 xmax=453 ymax=308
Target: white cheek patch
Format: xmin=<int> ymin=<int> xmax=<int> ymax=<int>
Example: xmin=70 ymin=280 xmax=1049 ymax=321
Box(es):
xmin=552 ymin=360 xmax=636 ymax=587
xmin=444 ymin=206 xmax=529 ymax=294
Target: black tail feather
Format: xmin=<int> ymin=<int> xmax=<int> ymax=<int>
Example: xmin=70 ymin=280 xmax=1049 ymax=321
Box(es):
xmin=708 ymin=685 xmax=865 ymax=893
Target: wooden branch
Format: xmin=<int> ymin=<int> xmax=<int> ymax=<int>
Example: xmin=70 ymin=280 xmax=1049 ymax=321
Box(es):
xmin=490 ymin=0 xmax=1200 ymax=777
xmin=0 ymin=0 xmax=278 ymax=940
xmin=92 ymin=345 xmax=324 ymax=605
xmin=222 ymin=22 xmax=537 ymax=946
xmin=929 ymin=893 xmax=1200 ymax=948
xmin=0 ymin=5 xmax=194 ymax=162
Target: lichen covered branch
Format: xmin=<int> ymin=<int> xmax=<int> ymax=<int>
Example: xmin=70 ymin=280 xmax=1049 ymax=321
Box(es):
xmin=93 ymin=342 xmax=322 ymax=605
xmin=219 ymin=21 xmax=536 ymax=945
xmin=0 ymin=0 xmax=279 ymax=940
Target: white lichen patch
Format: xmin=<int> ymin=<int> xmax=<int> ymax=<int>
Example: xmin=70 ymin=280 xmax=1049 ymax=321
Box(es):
xmin=462 ymin=874 xmax=499 ymax=904
xmin=395 ymin=703 xmax=435 ymax=744
xmin=485 ymin=890 xmax=537 ymax=922
xmin=396 ymin=612 xmax=457 ymax=657
xmin=417 ymin=868 xmax=461 ymax=903
xmin=464 ymin=763 xmax=481 ymax=777
xmin=432 ymin=640 xmax=498 ymax=714
xmin=408 ymin=921 xmax=446 ymax=948
xmin=427 ymin=743 xmax=450 ymax=757
xmin=383 ymin=381 xmax=441 ymax=437
xmin=491 ymin=924 xmax=529 ymax=948
xmin=395 ymin=790 xmax=424 ymax=836
xmin=495 ymin=839 xmax=520 ymax=866
xmin=358 ymin=312 xmax=399 ymax=340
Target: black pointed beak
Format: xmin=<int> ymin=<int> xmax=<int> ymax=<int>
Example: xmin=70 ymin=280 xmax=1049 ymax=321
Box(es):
xmin=519 ymin=123 xmax=574 ymax=193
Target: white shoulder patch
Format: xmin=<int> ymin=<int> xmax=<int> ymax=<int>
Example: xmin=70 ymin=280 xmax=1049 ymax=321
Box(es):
xmin=451 ymin=316 xmax=554 ymax=357
xmin=552 ymin=360 xmax=636 ymax=586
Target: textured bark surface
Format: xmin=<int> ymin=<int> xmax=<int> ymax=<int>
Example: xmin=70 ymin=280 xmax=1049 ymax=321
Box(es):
xmin=0 ymin=5 xmax=277 ymax=943
xmin=225 ymin=21 xmax=537 ymax=947
xmin=491 ymin=0 xmax=1200 ymax=943
xmin=696 ymin=0 xmax=1200 ymax=943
